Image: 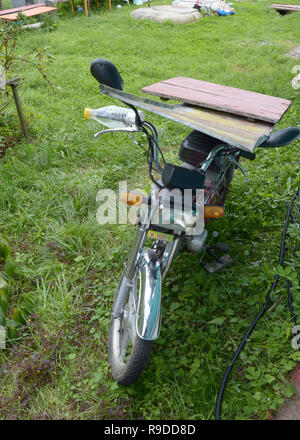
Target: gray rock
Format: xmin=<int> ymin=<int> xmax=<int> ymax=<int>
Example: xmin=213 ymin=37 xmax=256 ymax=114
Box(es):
xmin=286 ymin=45 xmax=300 ymax=59
xmin=23 ymin=22 xmax=43 ymax=29
xmin=131 ymin=5 xmax=202 ymax=23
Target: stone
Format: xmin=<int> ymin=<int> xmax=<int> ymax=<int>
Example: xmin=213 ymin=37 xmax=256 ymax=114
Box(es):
xmin=22 ymin=22 xmax=43 ymax=29
xmin=131 ymin=5 xmax=202 ymax=24
xmin=286 ymin=45 xmax=300 ymax=59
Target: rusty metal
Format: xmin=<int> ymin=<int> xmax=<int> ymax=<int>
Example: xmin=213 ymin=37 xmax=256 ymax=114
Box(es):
xmin=100 ymin=85 xmax=274 ymax=153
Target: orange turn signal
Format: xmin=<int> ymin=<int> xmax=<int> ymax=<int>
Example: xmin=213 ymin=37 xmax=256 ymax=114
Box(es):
xmin=119 ymin=192 xmax=143 ymax=206
xmin=204 ymin=206 xmax=224 ymax=219
xmin=84 ymin=108 xmax=91 ymax=119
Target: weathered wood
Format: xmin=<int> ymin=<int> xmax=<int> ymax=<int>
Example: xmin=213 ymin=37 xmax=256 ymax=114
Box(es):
xmin=270 ymin=3 xmax=300 ymax=10
xmin=4 ymin=78 xmax=28 ymax=138
xmin=11 ymin=83 xmax=28 ymax=138
xmin=142 ymin=76 xmax=291 ymax=124
xmin=269 ymin=3 xmax=300 ymax=15
xmin=108 ymin=0 xmax=111 ymax=11
xmin=0 ymin=5 xmax=57 ymax=20
xmin=0 ymin=3 xmax=45 ymax=16
xmin=4 ymin=77 xmax=21 ymax=87
xmin=101 ymin=84 xmax=274 ymax=153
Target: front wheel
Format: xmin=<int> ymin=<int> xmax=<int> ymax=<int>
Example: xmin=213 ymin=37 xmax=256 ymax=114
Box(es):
xmin=108 ymin=271 xmax=153 ymax=385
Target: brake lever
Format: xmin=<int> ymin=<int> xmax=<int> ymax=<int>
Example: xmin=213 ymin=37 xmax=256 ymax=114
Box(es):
xmin=94 ymin=126 xmax=142 ymax=138
xmin=228 ymin=155 xmax=249 ymax=183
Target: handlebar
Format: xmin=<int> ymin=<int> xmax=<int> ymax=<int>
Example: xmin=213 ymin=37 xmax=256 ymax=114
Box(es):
xmin=94 ymin=126 xmax=142 ymax=138
xmin=85 ymin=104 xmax=252 ymax=183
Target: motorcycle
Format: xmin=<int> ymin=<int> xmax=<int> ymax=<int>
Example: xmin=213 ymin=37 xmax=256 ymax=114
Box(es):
xmin=85 ymin=58 xmax=300 ymax=385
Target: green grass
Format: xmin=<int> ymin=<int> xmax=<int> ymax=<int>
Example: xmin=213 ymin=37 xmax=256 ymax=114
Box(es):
xmin=0 ymin=0 xmax=300 ymax=420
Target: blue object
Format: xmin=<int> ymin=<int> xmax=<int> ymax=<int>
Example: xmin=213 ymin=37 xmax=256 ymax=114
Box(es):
xmin=217 ymin=8 xmax=235 ymax=15
xmin=77 ymin=6 xmax=84 ymax=12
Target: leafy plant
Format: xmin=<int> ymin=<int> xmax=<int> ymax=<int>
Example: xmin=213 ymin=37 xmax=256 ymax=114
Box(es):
xmin=0 ymin=17 xmax=55 ymax=129
xmin=0 ymin=239 xmax=34 ymax=341
xmin=0 ymin=0 xmax=299 ymax=420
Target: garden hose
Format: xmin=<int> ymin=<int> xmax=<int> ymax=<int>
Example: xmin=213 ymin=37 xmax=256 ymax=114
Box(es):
xmin=215 ymin=186 xmax=300 ymax=420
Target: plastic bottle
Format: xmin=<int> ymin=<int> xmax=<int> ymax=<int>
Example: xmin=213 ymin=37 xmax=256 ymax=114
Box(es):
xmin=84 ymin=106 xmax=145 ymax=129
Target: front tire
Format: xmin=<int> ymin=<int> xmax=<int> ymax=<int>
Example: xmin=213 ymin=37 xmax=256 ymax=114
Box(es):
xmin=108 ymin=271 xmax=152 ymax=385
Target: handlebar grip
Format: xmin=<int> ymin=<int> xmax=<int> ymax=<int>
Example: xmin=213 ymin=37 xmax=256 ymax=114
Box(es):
xmin=238 ymin=150 xmax=256 ymax=161
xmin=259 ymin=127 xmax=300 ymax=148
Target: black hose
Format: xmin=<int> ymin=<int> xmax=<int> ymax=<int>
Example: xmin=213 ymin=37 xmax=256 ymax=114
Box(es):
xmin=287 ymin=189 xmax=300 ymax=329
xmin=215 ymin=187 xmax=300 ymax=420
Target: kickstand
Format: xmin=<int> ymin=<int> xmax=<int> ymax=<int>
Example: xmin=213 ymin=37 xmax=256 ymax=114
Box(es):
xmin=206 ymin=247 xmax=223 ymax=263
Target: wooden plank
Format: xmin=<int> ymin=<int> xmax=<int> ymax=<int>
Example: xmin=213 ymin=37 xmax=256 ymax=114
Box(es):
xmin=0 ymin=3 xmax=45 ymax=16
xmin=154 ymin=77 xmax=286 ymax=111
xmin=269 ymin=3 xmax=300 ymax=14
xmin=269 ymin=3 xmax=300 ymax=10
xmin=142 ymin=77 xmax=291 ymax=123
xmin=0 ymin=6 xmax=57 ymax=21
xmin=143 ymin=81 xmax=290 ymax=122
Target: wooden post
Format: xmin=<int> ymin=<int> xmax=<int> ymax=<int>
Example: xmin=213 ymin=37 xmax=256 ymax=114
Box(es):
xmin=108 ymin=0 xmax=111 ymax=11
xmin=84 ymin=0 xmax=87 ymax=15
xmin=95 ymin=0 xmax=99 ymax=8
xmin=70 ymin=0 xmax=75 ymax=14
xmin=148 ymin=0 xmax=150 ymax=7
xmin=84 ymin=0 xmax=91 ymax=16
xmin=6 ymin=78 xmax=28 ymax=138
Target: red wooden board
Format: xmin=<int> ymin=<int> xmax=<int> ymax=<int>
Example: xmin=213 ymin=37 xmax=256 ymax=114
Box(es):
xmin=142 ymin=77 xmax=291 ymax=123
xmin=0 ymin=6 xmax=57 ymax=21
xmin=0 ymin=3 xmax=45 ymax=16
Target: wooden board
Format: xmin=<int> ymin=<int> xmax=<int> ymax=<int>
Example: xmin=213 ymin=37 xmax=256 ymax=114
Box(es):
xmin=142 ymin=77 xmax=291 ymax=124
xmin=269 ymin=3 xmax=300 ymax=11
xmin=0 ymin=6 xmax=57 ymax=21
xmin=0 ymin=3 xmax=45 ymax=16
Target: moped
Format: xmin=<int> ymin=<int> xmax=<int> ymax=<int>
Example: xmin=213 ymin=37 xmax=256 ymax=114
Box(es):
xmin=85 ymin=58 xmax=300 ymax=385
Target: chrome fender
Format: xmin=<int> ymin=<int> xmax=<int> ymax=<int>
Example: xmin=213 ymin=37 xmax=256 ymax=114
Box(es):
xmin=136 ymin=250 xmax=161 ymax=341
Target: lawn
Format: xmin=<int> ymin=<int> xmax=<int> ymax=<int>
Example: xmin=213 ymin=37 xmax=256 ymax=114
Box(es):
xmin=0 ymin=0 xmax=300 ymax=420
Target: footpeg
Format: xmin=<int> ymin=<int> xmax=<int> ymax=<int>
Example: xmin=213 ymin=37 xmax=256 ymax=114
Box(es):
xmin=204 ymin=254 xmax=233 ymax=273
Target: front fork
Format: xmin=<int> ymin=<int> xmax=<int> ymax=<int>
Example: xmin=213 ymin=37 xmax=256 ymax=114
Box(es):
xmin=112 ymin=223 xmax=181 ymax=341
xmin=111 ymin=226 xmax=147 ymax=319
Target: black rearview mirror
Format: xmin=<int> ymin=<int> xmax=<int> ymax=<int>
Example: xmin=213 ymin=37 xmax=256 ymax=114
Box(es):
xmin=90 ymin=58 xmax=123 ymax=91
